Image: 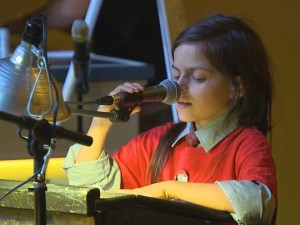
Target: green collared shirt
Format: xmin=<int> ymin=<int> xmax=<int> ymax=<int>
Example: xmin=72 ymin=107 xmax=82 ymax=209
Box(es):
xmin=173 ymin=113 xmax=238 ymax=152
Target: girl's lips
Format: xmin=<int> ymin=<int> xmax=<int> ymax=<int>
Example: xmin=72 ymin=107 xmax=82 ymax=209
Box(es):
xmin=176 ymin=101 xmax=192 ymax=109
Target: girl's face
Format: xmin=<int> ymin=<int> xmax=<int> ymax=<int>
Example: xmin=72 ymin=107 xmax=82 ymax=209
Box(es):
xmin=172 ymin=43 xmax=232 ymax=129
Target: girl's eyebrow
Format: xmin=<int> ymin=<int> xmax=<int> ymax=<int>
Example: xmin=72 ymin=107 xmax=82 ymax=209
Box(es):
xmin=172 ymin=64 xmax=213 ymax=73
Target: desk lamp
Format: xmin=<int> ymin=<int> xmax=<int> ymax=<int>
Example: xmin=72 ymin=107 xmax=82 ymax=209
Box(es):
xmin=0 ymin=13 xmax=89 ymax=225
xmin=0 ymin=14 xmax=70 ymax=121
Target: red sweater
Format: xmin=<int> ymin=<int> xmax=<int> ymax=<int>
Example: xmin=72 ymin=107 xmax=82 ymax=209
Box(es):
xmin=113 ymin=122 xmax=277 ymax=198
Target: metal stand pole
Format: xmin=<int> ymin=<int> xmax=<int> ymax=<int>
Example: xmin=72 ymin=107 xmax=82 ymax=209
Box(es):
xmin=156 ymin=0 xmax=179 ymax=122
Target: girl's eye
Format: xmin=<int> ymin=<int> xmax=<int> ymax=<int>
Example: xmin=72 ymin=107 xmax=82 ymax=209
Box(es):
xmin=172 ymin=71 xmax=180 ymax=81
xmin=173 ymin=76 xmax=180 ymax=81
xmin=192 ymin=76 xmax=206 ymax=82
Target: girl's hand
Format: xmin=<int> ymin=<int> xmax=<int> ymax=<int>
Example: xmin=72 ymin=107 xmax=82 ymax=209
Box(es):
xmin=110 ymin=181 xmax=173 ymax=200
xmin=76 ymin=82 xmax=145 ymax=163
xmin=109 ymin=181 xmax=234 ymax=213
xmin=97 ymin=82 xmax=144 ymax=115
xmin=110 ymin=82 xmax=144 ymax=96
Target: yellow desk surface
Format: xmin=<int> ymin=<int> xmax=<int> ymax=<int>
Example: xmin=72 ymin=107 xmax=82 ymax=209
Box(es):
xmin=0 ymin=157 xmax=68 ymax=183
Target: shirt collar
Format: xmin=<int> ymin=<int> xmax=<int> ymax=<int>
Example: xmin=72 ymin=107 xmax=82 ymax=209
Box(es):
xmin=172 ymin=114 xmax=239 ymax=152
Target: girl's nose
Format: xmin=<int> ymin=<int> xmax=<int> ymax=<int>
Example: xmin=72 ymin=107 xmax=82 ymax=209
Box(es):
xmin=177 ymin=76 xmax=188 ymax=92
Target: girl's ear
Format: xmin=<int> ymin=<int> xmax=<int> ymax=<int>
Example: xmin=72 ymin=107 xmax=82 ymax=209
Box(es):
xmin=230 ymin=76 xmax=244 ymax=99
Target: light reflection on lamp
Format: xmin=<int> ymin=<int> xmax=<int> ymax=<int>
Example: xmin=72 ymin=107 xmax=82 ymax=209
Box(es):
xmin=0 ymin=14 xmax=70 ymax=122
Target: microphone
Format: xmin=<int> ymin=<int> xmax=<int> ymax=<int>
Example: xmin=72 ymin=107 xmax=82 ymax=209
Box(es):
xmin=96 ymin=79 xmax=181 ymax=108
xmin=71 ymin=19 xmax=90 ymax=95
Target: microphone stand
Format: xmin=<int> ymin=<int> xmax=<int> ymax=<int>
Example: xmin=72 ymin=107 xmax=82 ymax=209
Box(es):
xmin=0 ymin=107 xmax=134 ymax=221
xmin=0 ymin=105 xmax=131 ymax=225
xmin=71 ymin=19 xmax=90 ymax=134
xmin=73 ymin=54 xmax=90 ymax=134
xmin=26 ymin=136 xmax=52 ymax=225
xmin=0 ymin=111 xmax=93 ymax=225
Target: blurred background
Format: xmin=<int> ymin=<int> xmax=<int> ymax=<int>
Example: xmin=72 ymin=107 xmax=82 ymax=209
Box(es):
xmin=0 ymin=0 xmax=299 ymax=224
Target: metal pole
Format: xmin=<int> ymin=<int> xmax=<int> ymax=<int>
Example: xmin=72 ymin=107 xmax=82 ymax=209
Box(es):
xmin=156 ymin=0 xmax=179 ymax=122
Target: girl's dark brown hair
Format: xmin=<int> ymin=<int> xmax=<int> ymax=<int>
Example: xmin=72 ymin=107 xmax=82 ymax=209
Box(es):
xmin=149 ymin=14 xmax=273 ymax=183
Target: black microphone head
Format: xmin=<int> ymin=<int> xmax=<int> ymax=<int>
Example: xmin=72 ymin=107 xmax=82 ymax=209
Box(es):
xmin=71 ymin=19 xmax=88 ymax=43
xmin=159 ymin=79 xmax=181 ymax=105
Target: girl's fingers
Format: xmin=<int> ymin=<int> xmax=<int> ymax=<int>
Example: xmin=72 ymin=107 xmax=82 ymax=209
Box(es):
xmin=110 ymin=82 xmax=144 ymax=95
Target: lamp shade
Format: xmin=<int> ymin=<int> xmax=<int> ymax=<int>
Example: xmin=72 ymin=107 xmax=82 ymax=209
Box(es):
xmin=0 ymin=15 xmax=70 ymax=122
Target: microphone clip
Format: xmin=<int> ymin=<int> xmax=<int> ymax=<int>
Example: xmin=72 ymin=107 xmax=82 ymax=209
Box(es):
xmin=109 ymin=107 xmax=134 ymax=123
xmin=68 ymin=105 xmax=136 ymax=123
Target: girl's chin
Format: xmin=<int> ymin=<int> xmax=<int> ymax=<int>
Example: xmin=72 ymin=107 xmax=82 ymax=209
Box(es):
xmin=177 ymin=114 xmax=194 ymax=123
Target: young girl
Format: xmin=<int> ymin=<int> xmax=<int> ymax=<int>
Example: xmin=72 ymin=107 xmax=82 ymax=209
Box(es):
xmin=63 ymin=14 xmax=277 ymax=225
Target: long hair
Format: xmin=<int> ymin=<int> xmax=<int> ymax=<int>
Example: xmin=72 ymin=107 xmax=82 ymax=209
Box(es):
xmin=149 ymin=14 xmax=273 ymax=183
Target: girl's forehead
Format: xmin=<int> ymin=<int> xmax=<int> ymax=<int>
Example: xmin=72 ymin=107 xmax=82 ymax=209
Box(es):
xmin=173 ymin=44 xmax=215 ymax=70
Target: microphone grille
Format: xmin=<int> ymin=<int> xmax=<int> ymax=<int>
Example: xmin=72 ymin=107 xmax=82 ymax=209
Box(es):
xmin=159 ymin=79 xmax=181 ymax=105
xmin=71 ymin=19 xmax=89 ymax=43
